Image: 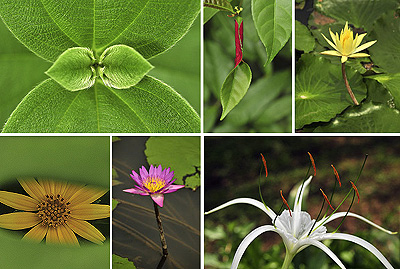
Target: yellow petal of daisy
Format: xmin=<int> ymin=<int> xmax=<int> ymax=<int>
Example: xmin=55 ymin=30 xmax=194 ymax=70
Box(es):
xmin=353 ymin=40 xmax=377 ymax=54
xmin=56 ymin=224 xmax=79 ymax=246
xmin=66 ymin=218 xmax=105 ymax=245
xmin=349 ymin=53 xmax=370 ymax=58
xmin=0 ymin=212 xmax=41 ymax=229
xmin=70 ymin=204 xmax=110 ymax=220
xmin=46 ymin=227 xmax=60 ymax=244
xmin=320 ymin=50 xmax=342 ymax=57
xmin=37 ymin=179 xmax=53 ymax=194
xmin=0 ymin=191 xmax=38 ymax=211
xmin=63 ymin=183 xmax=85 ymax=201
xmin=69 ymin=186 xmax=108 ymax=205
xmin=18 ymin=178 xmax=46 ymax=201
xmin=22 ymin=223 xmax=48 ymax=243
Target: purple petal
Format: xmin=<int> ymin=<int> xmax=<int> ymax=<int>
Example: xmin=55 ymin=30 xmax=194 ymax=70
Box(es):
xmin=139 ymin=166 xmax=149 ymax=180
xmin=163 ymin=184 xmax=185 ymax=193
xmin=151 ymin=194 xmax=164 ymax=207
xmin=130 ymin=172 xmax=143 ymax=186
xmin=149 ymin=165 xmax=155 ymax=177
xmin=123 ymin=188 xmax=149 ymax=196
xmin=156 ymin=164 xmax=162 ymax=175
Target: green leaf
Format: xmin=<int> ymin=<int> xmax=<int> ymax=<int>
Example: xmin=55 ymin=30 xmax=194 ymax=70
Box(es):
xmin=252 ymin=0 xmax=292 ymax=64
xmin=220 ymin=61 xmax=252 ymax=120
xmin=295 ymin=54 xmax=367 ymax=129
xmin=99 ymin=45 xmax=153 ymax=89
xmin=314 ymin=102 xmax=400 ymax=132
xmin=367 ymin=73 xmax=400 ymax=108
xmin=369 ymin=12 xmax=400 ymax=74
xmin=45 ymin=47 xmax=96 ymax=91
xmin=0 ymin=0 xmax=200 ymax=61
xmin=112 ymin=199 xmax=120 ymax=211
xmin=112 ymin=254 xmax=136 ymax=269
xmin=2 ymin=77 xmax=200 ymax=133
xmin=204 ymin=7 xmax=220 ymax=24
xmin=145 ymin=137 xmax=200 ymax=189
xmin=295 ymin=20 xmax=315 ymax=53
xmin=204 ymin=0 xmax=234 ymax=13
xmin=315 ymin=0 xmax=398 ymax=30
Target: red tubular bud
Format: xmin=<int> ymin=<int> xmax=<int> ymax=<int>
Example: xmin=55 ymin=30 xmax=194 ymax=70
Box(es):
xmin=234 ymin=19 xmax=243 ymax=68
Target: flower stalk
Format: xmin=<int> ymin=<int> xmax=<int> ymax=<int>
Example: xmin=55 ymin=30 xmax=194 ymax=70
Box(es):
xmin=341 ymin=63 xmax=359 ymax=105
xmin=153 ymin=201 xmax=168 ymax=257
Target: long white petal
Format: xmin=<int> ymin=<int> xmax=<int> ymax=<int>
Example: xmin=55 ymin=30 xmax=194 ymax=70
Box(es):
xmin=316 ymin=212 xmax=397 ymax=234
xmin=205 ymin=198 xmax=276 ymax=220
xmin=299 ymin=239 xmax=346 ymax=269
xmin=294 ymin=176 xmax=313 ymax=213
xmin=322 ymin=233 xmax=394 ymax=269
xmin=231 ymin=225 xmax=278 ymax=269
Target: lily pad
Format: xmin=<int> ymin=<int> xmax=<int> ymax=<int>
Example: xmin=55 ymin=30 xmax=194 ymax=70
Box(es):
xmin=295 ymin=20 xmax=315 ymax=53
xmin=112 ymin=254 xmax=136 ymax=269
xmin=295 ymin=53 xmax=367 ymax=129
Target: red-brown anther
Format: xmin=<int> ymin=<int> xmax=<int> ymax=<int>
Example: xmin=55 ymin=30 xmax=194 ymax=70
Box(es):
xmin=320 ymin=188 xmax=335 ymax=210
xmin=234 ymin=19 xmax=243 ymax=68
xmin=307 ymin=152 xmax=316 ymax=176
xmin=280 ymin=190 xmax=292 ymax=217
xmin=350 ymin=181 xmax=360 ymax=203
xmin=331 ymin=164 xmax=342 ymax=187
xmin=260 ymin=153 xmax=268 ymax=178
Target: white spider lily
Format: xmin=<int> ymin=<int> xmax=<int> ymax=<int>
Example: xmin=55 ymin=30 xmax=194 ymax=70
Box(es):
xmin=206 ymin=176 xmax=396 ymax=269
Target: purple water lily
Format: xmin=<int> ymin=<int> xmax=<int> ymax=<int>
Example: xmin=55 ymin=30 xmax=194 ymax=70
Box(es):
xmin=123 ymin=164 xmax=185 ymax=207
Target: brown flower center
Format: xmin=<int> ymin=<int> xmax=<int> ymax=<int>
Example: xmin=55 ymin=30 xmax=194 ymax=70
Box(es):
xmin=37 ymin=194 xmax=71 ymax=228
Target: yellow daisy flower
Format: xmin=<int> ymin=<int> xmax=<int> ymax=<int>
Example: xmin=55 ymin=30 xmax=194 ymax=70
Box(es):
xmin=320 ymin=22 xmax=377 ymax=63
xmin=0 ymin=178 xmax=110 ymax=246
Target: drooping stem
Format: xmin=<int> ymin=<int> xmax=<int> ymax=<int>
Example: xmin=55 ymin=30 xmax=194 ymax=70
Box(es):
xmin=153 ymin=201 xmax=168 ymax=257
xmin=341 ymin=63 xmax=359 ymax=105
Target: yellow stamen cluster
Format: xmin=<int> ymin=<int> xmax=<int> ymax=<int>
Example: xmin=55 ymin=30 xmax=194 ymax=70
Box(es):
xmin=143 ymin=177 xmax=165 ymax=193
xmin=37 ymin=194 xmax=71 ymax=228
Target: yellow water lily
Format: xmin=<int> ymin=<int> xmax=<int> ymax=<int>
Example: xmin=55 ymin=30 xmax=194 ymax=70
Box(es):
xmin=0 ymin=178 xmax=110 ymax=246
xmin=321 ymin=22 xmax=377 ymax=63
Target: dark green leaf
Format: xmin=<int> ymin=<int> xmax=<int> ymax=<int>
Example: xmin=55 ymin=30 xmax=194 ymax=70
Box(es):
xmin=145 ymin=137 xmax=200 ymax=189
xmin=204 ymin=0 xmax=234 ymax=13
xmin=295 ymin=53 xmax=367 ymax=129
xmin=252 ymin=0 xmax=292 ymax=64
xmin=112 ymin=254 xmax=136 ymax=269
xmin=204 ymin=7 xmax=220 ymax=24
xmin=2 ymin=77 xmax=200 ymax=133
xmin=314 ymin=102 xmax=400 ymax=132
xmin=367 ymin=73 xmax=400 ymax=108
xmin=220 ymin=61 xmax=252 ymax=120
xmin=295 ymin=20 xmax=315 ymax=53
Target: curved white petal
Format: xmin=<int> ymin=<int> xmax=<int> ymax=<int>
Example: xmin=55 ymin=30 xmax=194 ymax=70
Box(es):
xmin=231 ymin=225 xmax=278 ymax=269
xmin=205 ymin=198 xmax=276 ymax=220
xmin=316 ymin=212 xmax=397 ymax=235
xmin=322 ymin=233 xmax=394 ymax=269
xmin=298 ymin=239 xmax=346 ymax=269
xmin=294 ymin=176 xmax=313 ymax=213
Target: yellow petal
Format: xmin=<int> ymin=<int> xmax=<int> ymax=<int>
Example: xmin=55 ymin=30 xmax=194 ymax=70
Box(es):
xmin=0 ymin=191 xmax=38 ymax=211
xmin=66 ymin=218 xmax=105 ymax=245
xmin=320 ymin=50 xmax=342 ymax=57
xmin=22 ymin=224 xmax=48 ymax=243
xmin=0 ymin=212 xmax=41 ymax=229
xmin=341 ymin=56 xmax=348 ymax=63
xmin=69 ymin=186 xmax=108 ymax=206
xmin=321 ymin=33 xmax=337 ymax=50
xmin=354 ymin=33 xmax=367 ymax=48
xmin=18 ymin=178 xmax=46 ymax=201
xmin=329 ymin=28 xmax=337 ymax=46
xmin=349 ymin=52 xmax=370 ymax=58
xmin=56 ymin=224 xmax=79 ymax=246
xmin=37 ymin=179 xmax=53 ymax=194
xmin=63 ymin=183 xmax=85 ymax=201
xmin=46 ymin=227 xmax=59 ymax=244
xmin=70 ymin=204 xmax=110 ymax=220
xmin=353 ymin=40 xmax=377 ymax=53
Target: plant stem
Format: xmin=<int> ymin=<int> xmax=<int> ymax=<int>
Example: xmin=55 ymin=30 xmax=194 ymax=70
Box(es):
xmin=153 ymin=201 xmax=168 ymax=257
xmin=341 ymin=63 xmax=359 ymax=105
xmin=281 ymin=251 xmax=294 ymax=269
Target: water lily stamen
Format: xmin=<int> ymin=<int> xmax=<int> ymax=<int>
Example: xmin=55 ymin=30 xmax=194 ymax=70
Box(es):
xmin=331 ymin=164 xmax=341 ymax=187
xmin=350 ymin=180 xmax=360 ymax=203
xmin=320 ymin=188 xmax=335 ymax=210
xmin=280 ymin=190 xmax=292 ymax=217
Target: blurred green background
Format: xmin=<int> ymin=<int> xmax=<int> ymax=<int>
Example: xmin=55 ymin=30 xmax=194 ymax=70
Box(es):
xmin=204 ymin=2 xmax=292 ymax=133
xmin=205 ymin=137 xmax=399 ymax=268
xmin=0 ymin=136 xmax=110 ymax=268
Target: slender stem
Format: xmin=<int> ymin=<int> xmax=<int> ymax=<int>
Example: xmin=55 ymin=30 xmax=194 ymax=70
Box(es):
xmin=153 ymin=201 xmax=168 ymax=257
xmin=341 ymin=63 xmax=359 ymax=105
xmin=281 ymin=250 xmax=294 ymax=269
